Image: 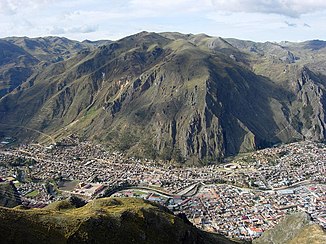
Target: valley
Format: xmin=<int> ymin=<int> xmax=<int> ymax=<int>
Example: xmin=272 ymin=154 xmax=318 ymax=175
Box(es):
xmin=1 ymin=31 xmax=326 ymax=243
xmin=1 ymin=136 xmax=325 ymax=240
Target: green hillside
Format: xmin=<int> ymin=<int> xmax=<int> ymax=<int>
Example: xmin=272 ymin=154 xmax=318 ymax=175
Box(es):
xmin=0 ymin=197 xmax=236 ymax=244
xmin=254 ymin=212 xmax=326 ymax=244
xmin=0 ymin=182 xmax=22 ymax=207
xmin=1 ymin=32 xmax=326 ymax=162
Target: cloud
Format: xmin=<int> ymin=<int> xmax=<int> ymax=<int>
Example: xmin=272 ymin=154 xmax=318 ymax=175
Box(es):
xmin=0 ymin=0 xmax=58 ymax=15
xmin=0 ymin=0 xmax=16 ymax=15
xmin=50 ymin=26 xmax=65 ymax=35
xmin=1 ymin=0 xmax=326 ymax=42
xmin=210 ymin=0 xmax=326 ymax=18
xmin=69 ymin=25 xmax=98 ymax=33
xmin=285 ymin=21 xmax=297 ymax=27
xmin=126 ymin=1 xmax=326 ymax=18
xmin=50 ymin=25 xmax=98 ymax=35
xmin=129 ymin=0 xmax=212 ymax=14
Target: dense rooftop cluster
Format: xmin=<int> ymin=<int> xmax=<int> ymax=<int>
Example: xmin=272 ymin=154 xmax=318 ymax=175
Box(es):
xmin=0 ymin=136 xmax=325 ymax=240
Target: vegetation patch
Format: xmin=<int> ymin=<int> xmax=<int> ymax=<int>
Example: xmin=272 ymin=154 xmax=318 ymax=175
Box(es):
xmin=25 ymin=190 xmax=39 ymax=197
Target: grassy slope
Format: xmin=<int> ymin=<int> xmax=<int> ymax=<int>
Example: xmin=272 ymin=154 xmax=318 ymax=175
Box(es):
xmin=1 ymin=32 xmax=326 ymax=161
xmin=0 ymin=197 xmax=236 ymax=244
xmin=253 ymin=212 xmax=326 ymax=244
xmin=0 ymin=182 xmax=21 ymax=208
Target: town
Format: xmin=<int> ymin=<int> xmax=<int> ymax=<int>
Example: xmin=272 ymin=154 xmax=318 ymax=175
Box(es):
xmin=0 ymin=135 xmax=325 ymax=241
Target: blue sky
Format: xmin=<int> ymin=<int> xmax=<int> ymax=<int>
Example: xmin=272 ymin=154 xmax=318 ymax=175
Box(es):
xmin=1 ymin=0 xmax=326 ymax=42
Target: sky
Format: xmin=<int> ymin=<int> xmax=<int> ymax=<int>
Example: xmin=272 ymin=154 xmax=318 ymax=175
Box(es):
xmin=0 ymin=0 xmax=326 ymax=42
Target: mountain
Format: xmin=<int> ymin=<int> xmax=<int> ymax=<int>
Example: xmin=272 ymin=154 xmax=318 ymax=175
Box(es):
xmin=0 ymin=40 xmax=38 ymax=97
xmin=0 ymin=36 xmax=105 ymax=98
xmin=254 ymin=212 xmax=326 ymax=244
xmin=0 ymin=197 xmax=236 ymax=244
xmin=0 ymin=32 xmax=326 ymax=162
xmin=82 ymin=39 xmax=113 ymax=47
xmin=4 ymin=36 xmax=90 ymax=62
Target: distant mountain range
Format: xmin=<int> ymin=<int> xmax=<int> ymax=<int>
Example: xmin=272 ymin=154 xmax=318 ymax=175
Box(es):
xmin=1 ymin=32 xmax=326 ymax=162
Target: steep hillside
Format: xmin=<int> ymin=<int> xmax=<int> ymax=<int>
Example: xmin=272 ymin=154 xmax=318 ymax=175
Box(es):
xmin=254 ymin=212 xmax=326 ymax=244
xmin=0 ymin=182 xmax=22 ymax=207
xmin=0 ymin=32 xmax=326 ymax=162
xmin=0 ymin=40 xmax=38 ymax=97
xmin=0 ymin=197 xmax=236 ymax=244
xmin=4 ymin=36 xmax=100 ymax=63
xmin=0 ymin=36 xmax=98 ymax=98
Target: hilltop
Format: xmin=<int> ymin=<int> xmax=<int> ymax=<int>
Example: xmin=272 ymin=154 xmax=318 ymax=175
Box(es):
xmin=0 ymin=197 xmax=236 ymax=244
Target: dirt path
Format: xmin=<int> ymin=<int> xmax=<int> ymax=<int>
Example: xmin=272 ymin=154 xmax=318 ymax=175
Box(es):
xmin=0 ymin=123 xmax=55 ymax=144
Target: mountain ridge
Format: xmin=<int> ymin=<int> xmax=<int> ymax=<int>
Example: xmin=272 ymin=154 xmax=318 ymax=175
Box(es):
xmin=1 ymin=32 xmax=326 ymax=162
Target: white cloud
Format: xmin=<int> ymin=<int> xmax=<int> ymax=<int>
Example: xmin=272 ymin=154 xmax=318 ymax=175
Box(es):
xmin=0 ymin=0 xmax=58 ymax=15
xmin=118 ymin=0 xmax=326 ymax=18
xmin=0 ymin=0 xmax=16 ymax=15
xmin=69 ymin=25 xmax=98 ymax=34
xmin=49 ymin=26 xmax=65 ymax=35
xmin=284 ymin=21 xmax=297 ymax=27
xmin=0 ymin=0 xmax=326 ymax=41
xmin=210 ymin=0 xmax=326 ymax=18
xmin=50 ymin=25 xmax=98 ymax=35
xmin=130 ymin=0 xmax=212 ymax=12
